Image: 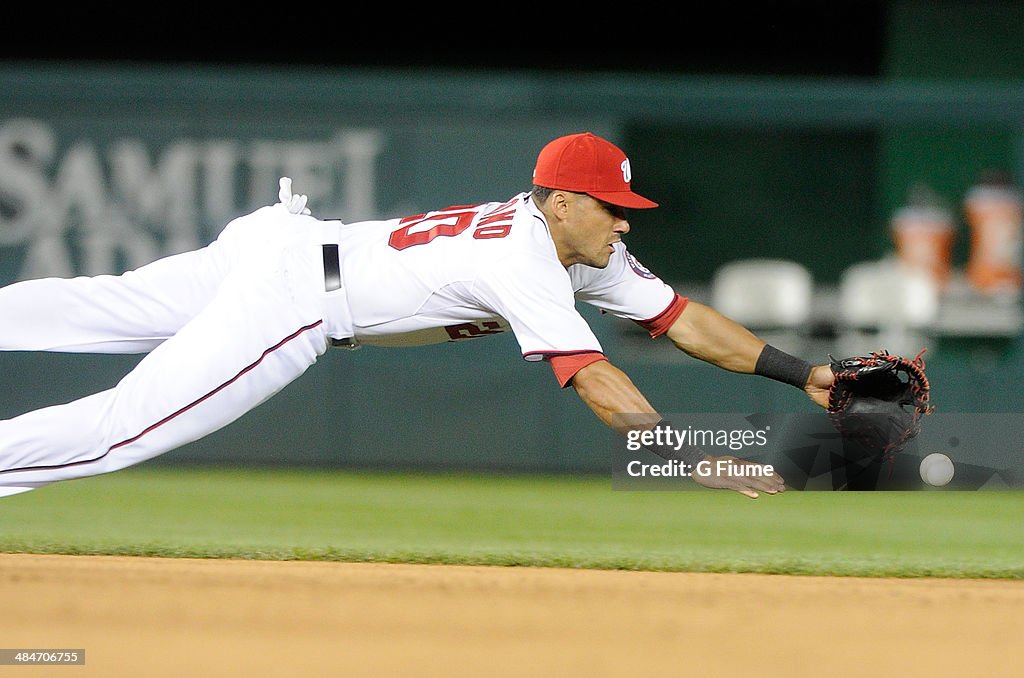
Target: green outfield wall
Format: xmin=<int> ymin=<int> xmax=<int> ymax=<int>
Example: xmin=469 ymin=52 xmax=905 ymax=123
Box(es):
xmin=2 ymin=2 xmax=1024 ymax=473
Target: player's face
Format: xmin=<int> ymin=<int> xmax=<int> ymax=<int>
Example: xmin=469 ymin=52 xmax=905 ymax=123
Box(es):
xmin=567 ymin=194 xmax=630 ymax=268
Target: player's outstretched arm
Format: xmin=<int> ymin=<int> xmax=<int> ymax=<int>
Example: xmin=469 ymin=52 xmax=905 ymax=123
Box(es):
xmin=569 ymin=360 xmax=784 ymax=498
xmin=664 ymin=300 xmax=832 ymax=409
xmin=663 ymin=300 xmax=766 ymax=372
xmin=567 ymin=359 xmax=660 ymax=434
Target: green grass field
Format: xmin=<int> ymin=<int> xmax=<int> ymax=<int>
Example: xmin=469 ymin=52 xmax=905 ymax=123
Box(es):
xmin=1 ymin=467 xmax=1021 ymax=579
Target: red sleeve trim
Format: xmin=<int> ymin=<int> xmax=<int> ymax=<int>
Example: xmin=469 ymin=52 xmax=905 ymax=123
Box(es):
xmin=544 ymin=351 xmax=609 ymax=388
xmin=633 ymin=294 xmax=688 ymax=339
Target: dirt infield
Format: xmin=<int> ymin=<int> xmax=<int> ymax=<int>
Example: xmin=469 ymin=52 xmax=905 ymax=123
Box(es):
xmin=1 ymin=554 xmax=1020 ymax=677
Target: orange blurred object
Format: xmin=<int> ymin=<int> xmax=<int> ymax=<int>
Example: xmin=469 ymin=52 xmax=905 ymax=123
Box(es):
xmin=964 ymin=173 xmax=1023 ymax=295
xmin=892 ymin=207 xmax=956 ymax=290
xmin=891 ymin=191 xmax=955 ymax=290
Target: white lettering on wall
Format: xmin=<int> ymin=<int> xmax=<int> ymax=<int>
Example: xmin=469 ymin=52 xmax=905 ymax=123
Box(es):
xmin=0 ymin=119 xmax=383 ymax=280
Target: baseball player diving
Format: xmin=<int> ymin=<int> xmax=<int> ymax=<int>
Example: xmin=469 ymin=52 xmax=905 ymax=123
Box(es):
xmin=0 ymin=132 xmax=835 ymax=499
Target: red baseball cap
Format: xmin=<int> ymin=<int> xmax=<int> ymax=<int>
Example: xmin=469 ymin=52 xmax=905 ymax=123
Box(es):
xmin=532 ymin=132 xmax=658 ymax=209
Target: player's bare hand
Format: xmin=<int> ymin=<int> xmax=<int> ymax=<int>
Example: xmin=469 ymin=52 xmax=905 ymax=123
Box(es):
xmin=804 ymin=364 xmax=834 ymax=409
xmin=692 ymin=454 xmax=786 ymax=499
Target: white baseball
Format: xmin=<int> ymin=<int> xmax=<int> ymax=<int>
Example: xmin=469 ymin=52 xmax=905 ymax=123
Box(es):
xmin=919 ymin=453 xmax=955 ymax=487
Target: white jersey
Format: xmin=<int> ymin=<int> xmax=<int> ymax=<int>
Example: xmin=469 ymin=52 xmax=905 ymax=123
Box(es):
xmin=336 ymin=192 xmax=680 ymax=359
xmin=0 ymin=189 xmax=684 ymax=496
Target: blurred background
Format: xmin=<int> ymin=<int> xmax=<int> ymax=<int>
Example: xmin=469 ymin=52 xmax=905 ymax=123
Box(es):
xmin=1 ymin=1 xmax=1022 ymax=475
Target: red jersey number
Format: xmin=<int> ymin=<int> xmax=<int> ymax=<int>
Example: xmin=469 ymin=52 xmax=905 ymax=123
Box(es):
xmin=389 ymin=207 xmax=514 ymax=250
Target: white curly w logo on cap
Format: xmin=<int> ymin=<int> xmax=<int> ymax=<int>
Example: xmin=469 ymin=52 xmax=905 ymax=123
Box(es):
xmin=621 ymin=159 xmax=632 ymax=183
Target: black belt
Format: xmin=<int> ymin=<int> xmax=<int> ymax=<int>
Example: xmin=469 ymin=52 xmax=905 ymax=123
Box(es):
xmin=321 ymin=243 xmax=357 ymax=349
xmin=322 ymin=244 xmax=341 ymax=291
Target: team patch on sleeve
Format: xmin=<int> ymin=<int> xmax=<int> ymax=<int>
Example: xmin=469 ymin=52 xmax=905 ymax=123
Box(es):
xmin=624 ymin=251 xmax=657 ymax=279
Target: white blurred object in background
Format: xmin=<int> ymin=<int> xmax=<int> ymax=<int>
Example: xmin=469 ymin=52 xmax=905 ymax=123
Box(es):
xmin=711 ymin=258 xmax=813 ymax=353
xmin=837 ymin=259 xmax=939 ymax=357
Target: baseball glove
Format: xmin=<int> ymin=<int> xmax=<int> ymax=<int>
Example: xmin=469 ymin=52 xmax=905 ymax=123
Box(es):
xmin=827 ymin=349 xmax=933 ymax=464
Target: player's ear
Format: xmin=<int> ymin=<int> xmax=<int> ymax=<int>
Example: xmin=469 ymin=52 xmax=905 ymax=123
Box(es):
xmin=549 ymin=190 xmax=573 ymax=220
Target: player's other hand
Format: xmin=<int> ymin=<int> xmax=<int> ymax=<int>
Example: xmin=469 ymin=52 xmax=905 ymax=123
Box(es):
xmin=692 ymin=454 xmax=785 ymax=499
xmin=278 ymin=177 xmax=311 ymax=215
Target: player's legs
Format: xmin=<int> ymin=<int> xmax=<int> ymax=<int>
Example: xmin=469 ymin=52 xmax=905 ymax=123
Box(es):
xmin=0 ymin=241 xmax=332 ymax=496
xmin=0 ymin=240 xmax=230 ymax=354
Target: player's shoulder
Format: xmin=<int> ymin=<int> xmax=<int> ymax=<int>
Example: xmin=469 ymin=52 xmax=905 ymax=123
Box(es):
xmin=472 ymin=193 xmax=558 ymax=256
xmin=510 ymin=193 xmax=562 ymax=247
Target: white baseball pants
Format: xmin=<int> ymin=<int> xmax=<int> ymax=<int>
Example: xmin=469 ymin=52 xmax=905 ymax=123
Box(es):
xmin=0 ymin=205 xmax=350 ymax=496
